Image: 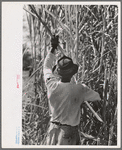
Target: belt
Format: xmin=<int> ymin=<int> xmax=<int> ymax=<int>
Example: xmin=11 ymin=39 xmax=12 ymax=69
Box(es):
xmin=51 ymin=121 xmax=78 ymax=128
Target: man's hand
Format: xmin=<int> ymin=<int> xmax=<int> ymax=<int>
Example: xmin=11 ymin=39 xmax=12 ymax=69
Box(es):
xmin=51 ymin=35 xmax=59 ymax=53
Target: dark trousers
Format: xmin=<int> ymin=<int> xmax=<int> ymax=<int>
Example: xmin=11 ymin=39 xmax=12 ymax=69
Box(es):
xmin=45 ymin=122 xmax=80 ymax=145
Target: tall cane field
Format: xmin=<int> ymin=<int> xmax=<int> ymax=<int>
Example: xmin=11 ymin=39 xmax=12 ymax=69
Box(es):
xmin=22 ymin=4 xmax=118 ymax=145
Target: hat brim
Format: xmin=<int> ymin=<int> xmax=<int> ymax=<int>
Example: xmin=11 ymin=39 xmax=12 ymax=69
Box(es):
xmin=53 ymin=64 xmax=78 ymax=77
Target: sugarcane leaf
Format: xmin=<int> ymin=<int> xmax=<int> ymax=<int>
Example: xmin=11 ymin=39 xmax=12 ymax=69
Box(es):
xmin=43 ymin=8 xmax=74 ymax=41
xmin=85 ymin=101 xmax=104 ymax=123
xmin=81 ymin=132 xmax=95 ymax=139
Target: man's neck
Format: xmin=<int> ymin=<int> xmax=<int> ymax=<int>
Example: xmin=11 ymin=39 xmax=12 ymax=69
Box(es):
xmin=61 ymin=78 xmax=71 ymax=83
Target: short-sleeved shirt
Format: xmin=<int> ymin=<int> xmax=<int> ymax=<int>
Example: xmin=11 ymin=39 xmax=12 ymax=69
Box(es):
xmin=43 ymin=52 xmax=101 ymax=126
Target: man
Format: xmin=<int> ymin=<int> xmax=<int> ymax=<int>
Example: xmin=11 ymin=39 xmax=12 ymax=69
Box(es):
xmin=43 ymin=35 xmax=101 ymax=145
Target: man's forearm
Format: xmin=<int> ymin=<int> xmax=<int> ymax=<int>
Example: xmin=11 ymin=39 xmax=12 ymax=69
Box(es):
xmin=44 ymin=52 xmax=56 ymax=69
xmin=43 ymin=51 xmax=56 ymax=82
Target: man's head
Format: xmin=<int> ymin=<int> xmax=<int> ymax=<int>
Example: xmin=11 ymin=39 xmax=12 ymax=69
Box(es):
xmin=52 ymin=55 xmax=78 ymax=82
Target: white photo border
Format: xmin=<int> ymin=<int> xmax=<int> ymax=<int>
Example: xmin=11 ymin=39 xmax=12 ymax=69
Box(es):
xmin=2 ymin=1 xmax=121 ymax=148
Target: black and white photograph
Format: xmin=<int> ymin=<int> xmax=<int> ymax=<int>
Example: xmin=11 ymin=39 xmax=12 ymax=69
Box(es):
xmin=2 ymin=1 xmax=121 ymax=148
xmin=22 ymin=3 xmax=120 ymax=146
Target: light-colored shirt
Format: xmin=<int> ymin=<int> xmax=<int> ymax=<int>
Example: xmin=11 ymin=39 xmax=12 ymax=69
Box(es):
xmin=43 ymin=52 xmax=101 ymax=126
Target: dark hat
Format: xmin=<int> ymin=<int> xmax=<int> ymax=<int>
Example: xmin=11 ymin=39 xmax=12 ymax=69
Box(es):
xmin=52 ymin=55 xmax=78 ymax=77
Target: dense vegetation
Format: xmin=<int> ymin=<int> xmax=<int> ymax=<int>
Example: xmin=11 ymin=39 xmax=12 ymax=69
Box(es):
xmin=22 ymin=5 xmax=118 ymax=145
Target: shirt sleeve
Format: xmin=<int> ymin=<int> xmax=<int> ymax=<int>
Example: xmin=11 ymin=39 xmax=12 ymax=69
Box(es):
xmin=43 ymin=52 xmax=56 ymax=82
xmin=82 ymin=84 xmax=101 ymax=102
xmin=43 ymin=52 xmax=58 ymax=95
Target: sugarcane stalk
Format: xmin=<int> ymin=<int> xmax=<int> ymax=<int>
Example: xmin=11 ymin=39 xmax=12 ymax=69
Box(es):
xmin=23 ymin=6 xmax=65 ymax=55
xmin=85 ymin=101 xmax=103 ymax=123
xmin=43 ymin=7 xmax=74 ymax=41
xmin=75 ymin=5 xmax=79 ymax=81
xmin=108 ymin=107 xmax=117 ymax=145
xmin=65 ymin=5 xmax=69 ymax=55
xmin=23 ymin=65 xmax=43 ymax=91
xmin=82 ymin=55 xmax=85 ymax=82
xmin=99 ymin=7 xmax=105 ymax=74
xmin=68 ymin=5 xmax=74 ymax=58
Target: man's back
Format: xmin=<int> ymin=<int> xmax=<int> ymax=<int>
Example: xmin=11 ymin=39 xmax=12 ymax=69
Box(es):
xmin=48 ymin=81 xmax=83 ymax=126
xmin=47 ymin=80 xmax=100 ymax=126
